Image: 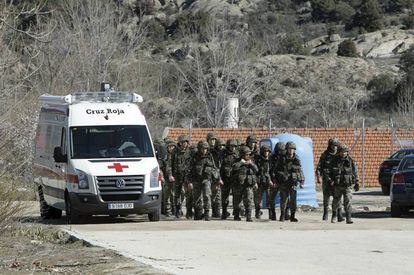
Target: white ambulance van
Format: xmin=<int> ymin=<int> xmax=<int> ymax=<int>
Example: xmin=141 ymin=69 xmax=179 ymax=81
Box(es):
xmin=33 ymin=85 xmax=161 ymax=223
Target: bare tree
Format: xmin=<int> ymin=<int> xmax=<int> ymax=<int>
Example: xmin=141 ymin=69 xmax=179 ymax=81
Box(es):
xmin=174 ymin=19 xmax=273 ymax=128
xmin=396 ymin=81 xmax=414 ymax=125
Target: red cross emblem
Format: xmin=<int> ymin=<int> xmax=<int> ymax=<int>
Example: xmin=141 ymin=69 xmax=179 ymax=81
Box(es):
xmin=108 ymin=163 xmax=129 ymax=173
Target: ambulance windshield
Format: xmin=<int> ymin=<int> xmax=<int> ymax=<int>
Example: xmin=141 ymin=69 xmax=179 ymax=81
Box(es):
xmin=71 ymin=125 xmax=154 ymax=159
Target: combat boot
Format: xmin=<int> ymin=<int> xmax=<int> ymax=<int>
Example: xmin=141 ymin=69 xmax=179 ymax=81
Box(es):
xmin=234 ymin=211 xmax=241 ymax=221
xmin=331 ymin=212 xmax=337 ymax=223
xmin=346 ymin=212 xmax=353 ymax=224
xmin=290 ymin=211 xmax=298 ymax=222
xmin=285 ymin=208 xmax=291 ymax=220
xmin=204 ymin=211 xmax=210 ymax=221
xmin=194 ymin=209 xmax=203 ymax=220
xmin=212 ymin=206 xmax=219 ymax=218
xmin=186 ymin=208 xmax=193 ymax=219
xmin=246 ymin=209 xmax=253 ymax=222
xmin=337 ymin=208 xmax=345 ymax=222
xmin=255 ymin=207 xmax=261 ymax=219
xmin=322 ymin=207 xmax=328 ymax=221
xmin=279 ymin=212 xmax=285 ymax=222
xmin=175 ymin=205 xmax=181 ymax=218
xmin=221 ymin=207 xmax=228 ymax=220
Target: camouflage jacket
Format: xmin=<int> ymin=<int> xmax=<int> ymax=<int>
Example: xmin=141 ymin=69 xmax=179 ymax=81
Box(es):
xmin=163 ymin=151 xmax=174 ymax=179
xmin=232 ymin=160 xmax=259 ymax=188
xmin=276 ymin=153 xmax=304 ymax=186
xmin=187 ymin=152 xmax=219 ymax=183
xmin=170 ymin=146 xmax=192 ymax=178
xmin=329 ymin=155 xmax=359 ymax=187
xmin=210 ymin=146 xmax=224 ymax=170
xmin=255 ymin=154 xmax=272 ymax=185
xmin=220 ymin=149 xmax=239 ymax=181
xmin=316 ymin=149 xmax=337 ymax=180
xmin=270 ymin=153 xmax=284 ymax=184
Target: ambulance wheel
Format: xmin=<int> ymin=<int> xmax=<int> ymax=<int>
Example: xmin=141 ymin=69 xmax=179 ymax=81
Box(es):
xmin=148 ymin=208 xmax=160 ymax=222
xmin=65 ymin=193 xmax=80 ymax=224
xmin=38 ymin=185 xmax=62 ymax=219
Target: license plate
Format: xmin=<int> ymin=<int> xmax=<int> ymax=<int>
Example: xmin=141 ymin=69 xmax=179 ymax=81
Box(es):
xmin=108 ymin=203 xmax=134 ymax=210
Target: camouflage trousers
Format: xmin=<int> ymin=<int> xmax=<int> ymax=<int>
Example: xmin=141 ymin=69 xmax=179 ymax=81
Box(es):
xmin=268 ymin=185 xmax=279 ymax=209
xmin=211 ymin=184 xmax=221 ymax=210
xmin=193 ymin=180 xmax=212 ymax=214
xmin=221 ymin=178 xmax=232 ymax=209
xmin=332 ymin=186 xmax=352 ymax=214
xmin=322 ymin=180 xmax=343 ymax=210
xmin=162 ymin=180 xmax=175 ymax=215
xmin=174 ymin=174 xmax=191 ymax=212
xmin=233 ymin=185 xmax=254 ymax=215
xmin=280 ymin=184 xmax=297 ymax=214
xmin=254 ymin=183 xmax=270 ymax=210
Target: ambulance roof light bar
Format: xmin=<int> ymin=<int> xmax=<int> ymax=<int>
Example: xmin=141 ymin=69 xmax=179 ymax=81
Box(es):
xmin=38 ymin=84 xmax=143 ymax=105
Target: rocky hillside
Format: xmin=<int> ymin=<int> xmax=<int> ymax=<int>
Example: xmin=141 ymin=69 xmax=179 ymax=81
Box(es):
xmin=1 ymin=0 xmax=414 ymax=184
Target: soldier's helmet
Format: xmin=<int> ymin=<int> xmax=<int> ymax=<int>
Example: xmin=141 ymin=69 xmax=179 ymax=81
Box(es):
xmin=328 ymin=138 xmax=340 ymax=147
xmin=275 ymin=142 xmax=285 ymax=152
xmin=226 ymin=139 xmax=238 ymax=148
xmin=339 ymin=145 xmax=349 ymax=152
xmin=260 ymin=144 xmax=271 ymax=154
xmin=206 ymin=132 xmax=217 ymax=141
xmin=285 ymin=141 xmax=297 ymax=150
xmin=239 ymin=146 xmax=252 ymax=156
xmin=166 ymin=139 xmax=176 ymax=147
xmin=216 ymin=138 xmax=225 ymax=146
xmin=197 ymin=140 xmax=209 ymax=150
xmin=178 ymin=134 xmax=189 ymax=143
xmin=245 ymin=135 xmax=257 ymax=144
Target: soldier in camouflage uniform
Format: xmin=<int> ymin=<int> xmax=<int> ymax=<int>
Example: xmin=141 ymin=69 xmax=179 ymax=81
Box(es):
xmin=329 ymin=145 xmax=359 ymax=224
xmin=168 ymin=134 xmax=193 ymax=219
xmin=276 ymin=142 xmax=304 ymax=222
xmin=162 ymin=140 xmax=176 ymax=217
xmin=220 ymin=139 xmax=239 ymax=220
xmin=255 ymin=145 xmax=273 ymax=219
xmin=269 ymin=142 xmax=285 ymax=221
xmin=206 ymin=132 xmax=224 ymax=218
xmin=316 ymin=138 xmax=344 ymax=221
xmin=187 ymin=140 xmax=219 ymax=221
xmin=232 ymin=146 xmax=258 ymax=222
xmin=154 ymin=139 xmax=167 ymax=215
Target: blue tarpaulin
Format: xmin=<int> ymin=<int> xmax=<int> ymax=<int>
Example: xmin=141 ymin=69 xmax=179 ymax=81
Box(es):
xmin=260 ymin=132 xmax=319 ymax=208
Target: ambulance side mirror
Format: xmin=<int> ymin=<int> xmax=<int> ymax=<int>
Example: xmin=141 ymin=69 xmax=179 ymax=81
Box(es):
xmin=53 ymin=146 xmax=67 ymax=163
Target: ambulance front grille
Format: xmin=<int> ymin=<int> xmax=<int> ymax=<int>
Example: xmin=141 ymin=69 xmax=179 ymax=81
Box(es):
xmin=96 ymin=175 xmax=144 ymax=202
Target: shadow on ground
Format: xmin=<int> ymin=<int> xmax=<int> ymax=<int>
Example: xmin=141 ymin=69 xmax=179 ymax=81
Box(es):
xmin=353 ymin=211 xmax=414 ymax=219
xmin=353 ymin=190 xmax=385 ymax=196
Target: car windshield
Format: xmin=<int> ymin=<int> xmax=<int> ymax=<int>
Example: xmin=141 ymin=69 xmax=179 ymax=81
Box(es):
xmin=391 ymin=150 xmax=414 ymax=160
xmin=71 ymin=125 xmax=154 ymax=159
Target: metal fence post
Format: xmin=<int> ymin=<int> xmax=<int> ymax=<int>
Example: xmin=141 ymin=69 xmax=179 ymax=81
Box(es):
xmin=362 ymin=119 xmax=366 ymax=188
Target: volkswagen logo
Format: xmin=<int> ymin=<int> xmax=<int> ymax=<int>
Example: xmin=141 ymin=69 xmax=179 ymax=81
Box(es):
xmin=115 ymin=178 xmax=126 ymax=188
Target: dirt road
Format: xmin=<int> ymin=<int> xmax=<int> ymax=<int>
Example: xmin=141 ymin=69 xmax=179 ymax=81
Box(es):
xmin=55 ymin=188 xmax=414 ymax=275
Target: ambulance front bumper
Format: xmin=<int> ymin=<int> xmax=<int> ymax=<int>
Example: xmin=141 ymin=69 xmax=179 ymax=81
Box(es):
xmin=68 ymin=190 xmax=161 ymax=215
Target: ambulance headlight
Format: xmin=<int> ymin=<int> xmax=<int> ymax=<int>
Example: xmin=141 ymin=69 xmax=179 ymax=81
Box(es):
xmin=150 ymin=167 xmax=160 ymax=188
xmin=76 ymin=169 xmax=89 ymax=189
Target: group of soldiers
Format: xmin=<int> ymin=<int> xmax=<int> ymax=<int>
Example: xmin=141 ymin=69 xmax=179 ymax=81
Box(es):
xmin=155 ymin=133 xmax=359 ymax=224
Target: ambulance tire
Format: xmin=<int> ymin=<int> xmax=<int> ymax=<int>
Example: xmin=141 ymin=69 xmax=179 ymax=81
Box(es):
xmin=65 ymin=193 xmax=80 ymax=224
xmin=38 ymin=185 xmax=62 ymax=219
xmin=148 ymin=207 xmax=161 ymax=222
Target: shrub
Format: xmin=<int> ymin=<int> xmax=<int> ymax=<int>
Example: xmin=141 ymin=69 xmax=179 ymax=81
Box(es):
xmin=367 ymin=74 xmax=396 ymax=106
xmin=337 ymin=39 xmax=359 ymax=57
xmin=400 ymin=45 xmax=414 ymax=73
xmin=403 ymin=14 xmax=414 ymax=29
xmin=350 ymin=0 xmax=383 ymax=32
xmin=332 ymin=1 xmax=356 ymax=23
xmin=0 ymin=178 xmax=25 ymax=236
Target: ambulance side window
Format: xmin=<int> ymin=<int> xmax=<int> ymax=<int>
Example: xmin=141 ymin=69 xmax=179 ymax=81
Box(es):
xmin=61 ymin=128 xmax=67 ymax=156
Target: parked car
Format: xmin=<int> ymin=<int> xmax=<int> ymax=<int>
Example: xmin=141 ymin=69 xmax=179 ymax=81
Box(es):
xmin=390 ymin=155 xmax=414 ymax=217
xmin=379 ymin=148 xmax=414 ymax=195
